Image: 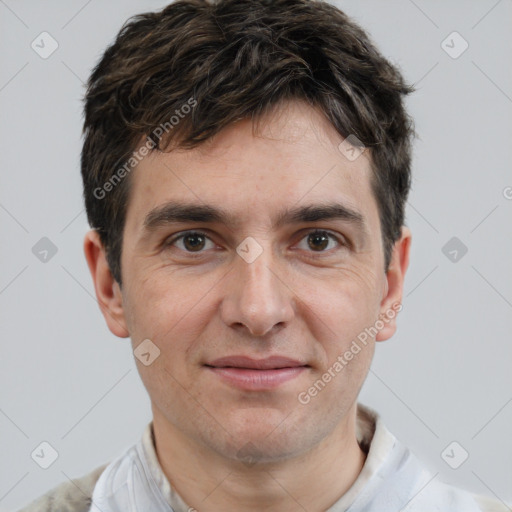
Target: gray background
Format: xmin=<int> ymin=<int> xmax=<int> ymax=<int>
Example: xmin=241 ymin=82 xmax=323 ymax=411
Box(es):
xmin=1 ymin=0 xmax=511 ymax=510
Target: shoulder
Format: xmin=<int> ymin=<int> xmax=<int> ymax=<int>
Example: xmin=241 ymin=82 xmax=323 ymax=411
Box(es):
xmin=435 ymin=481 xmax=511 ymax=512
xmin=399 ymin=468 xmax=511 ymax=512
xmin=472 ymin=492 xmax=512 ymax=512
xmin=355 ymin=405 xmax=510 ymax=512
xmin=16 ymin=462 xmax=108 ymax=512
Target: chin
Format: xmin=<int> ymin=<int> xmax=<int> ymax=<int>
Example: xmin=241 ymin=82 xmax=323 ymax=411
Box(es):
xmin=216 ymin=409 xmax=312 ymax=463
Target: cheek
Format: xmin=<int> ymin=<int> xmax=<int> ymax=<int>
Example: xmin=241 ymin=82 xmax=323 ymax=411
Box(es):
xmin=124 ymin=268 xmax=220 ymax=360
xmin=299 ymin=266 xmax=381 ymax=335
xmin=124 ymin=273 xmax=213 ymax=413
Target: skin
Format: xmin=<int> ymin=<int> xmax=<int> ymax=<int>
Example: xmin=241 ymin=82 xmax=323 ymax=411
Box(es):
xmin=84 ymin=99 xmax=411 ymax=511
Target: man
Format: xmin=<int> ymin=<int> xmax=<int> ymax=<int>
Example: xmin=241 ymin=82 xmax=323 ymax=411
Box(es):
xmin=18 ymin=0 xmax=509 ymax=510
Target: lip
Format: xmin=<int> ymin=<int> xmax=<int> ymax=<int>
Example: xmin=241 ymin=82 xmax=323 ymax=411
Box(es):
xmin=205 ymin=355 xmax=309 ymax=390
xmin=207 ymin=355 xmax=307 ymax=370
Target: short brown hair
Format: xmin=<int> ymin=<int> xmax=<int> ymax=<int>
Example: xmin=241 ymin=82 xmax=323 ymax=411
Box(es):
xmin=81 ymin=0 xmax=414 ymax=287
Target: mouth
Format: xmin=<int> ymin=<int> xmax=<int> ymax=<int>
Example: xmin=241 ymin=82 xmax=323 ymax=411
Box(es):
xmin=204 ymin=356 xmax=310 ymax=390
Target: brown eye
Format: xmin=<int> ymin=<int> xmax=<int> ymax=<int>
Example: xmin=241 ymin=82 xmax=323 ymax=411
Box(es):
xmin=307 ymin=231 xmax=330 ymax=251
xmin=296 ymin=229 xmax=344 ymax=255
xmin=182 ymin=233 xmax=206 ymax=251
xmin=165 ymin=231 xmax=214 ymax=253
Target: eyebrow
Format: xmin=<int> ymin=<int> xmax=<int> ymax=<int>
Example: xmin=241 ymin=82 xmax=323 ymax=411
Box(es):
xmin=142 ymin=200 xmax=369 ymax=236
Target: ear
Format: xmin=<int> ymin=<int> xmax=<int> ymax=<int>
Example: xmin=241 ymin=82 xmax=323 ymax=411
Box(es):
xmin=375 ymin=226 xmax=411 ymax=342
xmin=83 ymin=229 xmax=130 ymax=338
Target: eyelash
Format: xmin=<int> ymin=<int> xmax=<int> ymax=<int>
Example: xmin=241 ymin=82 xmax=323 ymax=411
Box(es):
xmin=163 ymin=229 xmax=346 ymax=258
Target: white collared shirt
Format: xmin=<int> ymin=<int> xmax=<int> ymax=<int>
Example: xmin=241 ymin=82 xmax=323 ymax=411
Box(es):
xmin=88 ymin=403 xmax=508 ymax=512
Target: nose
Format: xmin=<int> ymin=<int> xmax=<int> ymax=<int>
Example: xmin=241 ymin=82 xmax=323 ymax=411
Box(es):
xmin=219 ymin=245 xmax=295 ymax=337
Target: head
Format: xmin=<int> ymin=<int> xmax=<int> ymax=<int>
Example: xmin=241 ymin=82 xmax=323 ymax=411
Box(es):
xmin=83 ymin=0 xmax=413 ymax=464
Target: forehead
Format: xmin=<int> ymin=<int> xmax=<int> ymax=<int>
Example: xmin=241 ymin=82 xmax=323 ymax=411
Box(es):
xmin=123 ymin=100 xmax=379 ymax=240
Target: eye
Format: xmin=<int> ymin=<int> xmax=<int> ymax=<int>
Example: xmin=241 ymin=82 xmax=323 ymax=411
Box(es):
xmin=164 ymin=231 xmax=215 ymax=253
xmin=163 ymin=229 xmax=346 ymax=257
xmin=296 ymin=229 xmax=344 ymax=254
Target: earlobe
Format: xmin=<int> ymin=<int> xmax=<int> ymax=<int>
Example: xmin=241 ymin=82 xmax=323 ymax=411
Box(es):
xmin=83 ymin=229 xmax=130 ymax=338
xmin=375 ymin=226 xmax=412 ymax=342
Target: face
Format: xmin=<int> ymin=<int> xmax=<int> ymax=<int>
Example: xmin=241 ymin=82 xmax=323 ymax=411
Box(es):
xmin=87 ymin=99 xmax=409 ymax=464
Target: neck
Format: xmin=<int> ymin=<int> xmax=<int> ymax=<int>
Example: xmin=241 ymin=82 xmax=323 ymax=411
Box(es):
xmin=152 ymin=404 xmax=367 ymax=512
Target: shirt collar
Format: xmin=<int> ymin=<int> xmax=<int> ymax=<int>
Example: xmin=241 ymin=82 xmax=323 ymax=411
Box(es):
xmin=139 ymin=402 xmax=395 ymax=511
